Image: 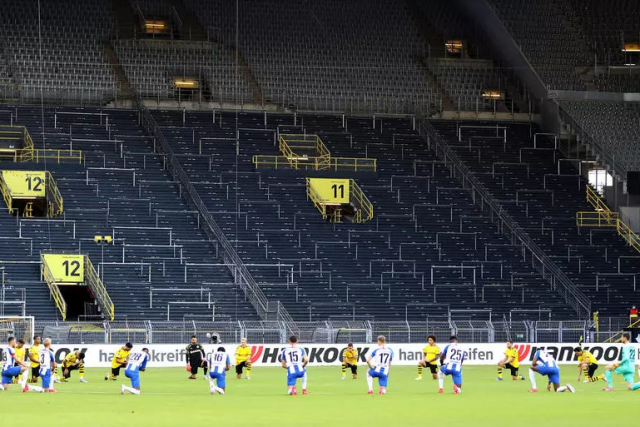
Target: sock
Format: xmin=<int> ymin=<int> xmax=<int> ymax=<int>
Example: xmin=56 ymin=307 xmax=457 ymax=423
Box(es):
xmin=203 ymin=366 xmax=208 ymax=376
xmin=288 ymin=386 xmax=294 ymax=394
xmin=216 ymin=387 xmax=225 ymax=394
xmin=342 ymin=363 xmax=347 ymax=376
xmin=582 ymin=367 xmax=589 ymax=380
xmin=590 ymin=375 xmax=602 ymax=382
xmin=208 ymin=378 xmax=215 ymax=393
xmin=605 ymin=370 xmax=613 ymax=388
xmin=497 ymin=367 xmax=503 ymax=379
xmin=437 ymin=370 xmax=444 ymax=389
xmin=557 ymin=386 xmax=567 ymax=392
xmin=19 ymin=372 xmax=28 ymax=387
xmin=79 ymin=364 xmax=85 ymax=379
xmin=529 ymin=369 xmax=537 ymax=389
xmin=631 ymin=382 xmax=640 ymax=391
xmin=417 ymin=364 xmax=423 ymax=378
xmin=27 ymin=385 xmax=44 ymax=392
xmin=246 ymin=363 xmax=251 ymax=377
xmin=123 ymin=385 xmax=140 ymax=395
xmin=301 ymin=373 xmax=308 ymax=390
xmin=366 ymin=372 xmax=373 ymax=391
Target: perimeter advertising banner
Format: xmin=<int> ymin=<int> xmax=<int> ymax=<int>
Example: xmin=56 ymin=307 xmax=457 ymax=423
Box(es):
xmin=38 ymin=343 xmax=638 ymax=368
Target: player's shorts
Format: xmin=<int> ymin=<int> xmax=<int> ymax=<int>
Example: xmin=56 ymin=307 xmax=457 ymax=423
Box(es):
xmin=1 ymin=367 xmax=22 ymax=384
xmin=505 ymin=363 xmax=519 ymax=377
xmin=586 ymin=363 xmax=598 ymax=378
xmin=39 ymin=368 xmax=52 ymax=389
xmin=344 ymin=363 xmax=358 ymax=374
xmin=614 ymin=365 xmax=635 ymax=383
xmin=31 ymin=367 xmax=40 ymax=379
xmin=441 ymin=364 xmax=463 ymax=385
xmin=111 ymin=365 xmax=124 ymax=376
xmin=236 ymin=360 xmax=249 ymax=375
xmin=537 ymin=366 xmax=560 ymax=384
xmin=368 ymin=369 xmax=389 ymax=387
xmin=209 ymin=371 xmax=227 ymax=388
xmin=286 ymin=369 xmax=306 ymax=387
xmin=189 ymin=361 xmax=202 ymax=375
xmin=426 ymin=363 xmax=438 ymax=374
xmin=125 ymin=369 xmax=141 ymax=388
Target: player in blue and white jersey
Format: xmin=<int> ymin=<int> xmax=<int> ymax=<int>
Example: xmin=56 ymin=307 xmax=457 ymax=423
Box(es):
xmin=121 ymin=348 xmax=149 ymax=395
xmin=528 ymin=347 xmax=575 ymax=393
xmin=279 ymin=335 xmax=308 ymax=396
xmin=366 ymin=335 xmax=394 ymax=395
xmin=207 ymin=347 xmax=230 ymax=395
xmin=438 ymin=336 xmax=464 ymax=394
xmin=23 ymin=338 xmax=56 ymax=393
xmin=1 ymin=336 xmax=29 ymax=391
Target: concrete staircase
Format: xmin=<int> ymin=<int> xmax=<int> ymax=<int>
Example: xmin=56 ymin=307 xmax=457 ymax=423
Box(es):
xmin=169 ymin=0 xmax=207 ymax=41
xmin=103 ymin=43 xmax=133 ymax=99
xmin=112 ymin=0 xmax=137 ymax=39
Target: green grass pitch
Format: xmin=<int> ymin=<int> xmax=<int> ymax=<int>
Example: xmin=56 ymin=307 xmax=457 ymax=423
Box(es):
xmin=2 ymin=366 xmax=637 ymax=426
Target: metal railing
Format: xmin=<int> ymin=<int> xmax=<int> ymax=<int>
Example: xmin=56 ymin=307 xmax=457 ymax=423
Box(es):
xmin=132 ymin=95 xmax=298 ymax=336
xmin=40 ymin=258 xmax=67 ymax=321
xmin=253 ymin=155 xmax=377 ymax=172
xmin=418 ymin=119 xmax=591 ymax=319
xmin=31 ymin=319 xmax=626 ymax=344
xmin=85 ymin=257 xmax=115 ymax=321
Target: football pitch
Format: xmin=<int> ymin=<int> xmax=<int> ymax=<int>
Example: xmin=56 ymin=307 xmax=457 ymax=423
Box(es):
xmin=2 ymin=366 xmax=637 ymax=426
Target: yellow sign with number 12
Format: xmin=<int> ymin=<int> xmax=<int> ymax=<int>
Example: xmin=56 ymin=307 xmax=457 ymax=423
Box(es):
xmin=42 ymin=254 xmax=85 ymax=283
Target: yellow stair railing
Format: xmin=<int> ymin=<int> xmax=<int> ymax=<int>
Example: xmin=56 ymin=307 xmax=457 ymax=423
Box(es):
xmin=45 ymin=171 xmax=64 ymax=217
xmin=85 ymin=257 xmax=115 ymax=321
xmin=253 ymin=155 xmax=377 ymax=172
xmin=41 ymin=257 xmax=68 ymax=321
xmin=306 ymin=177 xmax=333 ymax=221
xmin=0 ymin=173 xmax=12 ymax=213
xmin=349 ymin=179 xmax=374 ymax=223
xmin=604 ymin=319 xmax=640 ymax=343
xmin=577 ymin=185 xmax=640 ymax=253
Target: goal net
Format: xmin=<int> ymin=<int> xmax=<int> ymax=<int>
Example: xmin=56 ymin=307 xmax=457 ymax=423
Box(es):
xmin=0 ymin=316 xmax=35 ymax=344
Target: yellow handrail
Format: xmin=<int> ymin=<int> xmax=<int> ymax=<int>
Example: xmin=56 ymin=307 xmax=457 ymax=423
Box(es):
xmin=253 ymin=155 xmax=377 ymax=172
xmin=0 ymin=175 xmax=12 ymax=213
xmin=85 ymin=257 xmax=115 ymax=321
xmin=41 ymin=256 xmax=67 ymax=321
xmin=45 ymin=171 xmax=64 ymax=216
xmin=580 ymin=185 xmax=640 ymax=254
xmin=604 ymin=318 xmax=640 ymax=343
xmin=349 ymin=179 xmax=374 ymax=223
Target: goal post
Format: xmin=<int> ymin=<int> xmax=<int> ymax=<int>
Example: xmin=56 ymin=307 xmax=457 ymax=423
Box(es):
xmin=0 ymin=316 xmax=35 ymax=344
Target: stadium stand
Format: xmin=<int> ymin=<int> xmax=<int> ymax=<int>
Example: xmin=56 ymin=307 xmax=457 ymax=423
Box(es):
xmin=430 ymin=120 xmax=638 ymax=316
xmin=0 ymin=106 xmax=257 ymax=322
xmin=561 ymin=101 xmax=640 ymax=174
xmin=148 ymin=109 xmax=575 ymax=321
xmin=0 ymin=0 xmax=117 ymax=103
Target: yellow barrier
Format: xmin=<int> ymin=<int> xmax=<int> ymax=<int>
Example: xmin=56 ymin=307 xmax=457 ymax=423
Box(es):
xmin=253 ymin=155 xmax=377 ymax=172
xmin=579 ymin=186 xmax=640 ymax=254
xmin=46 ymin=172 xmax=64 ymax=216
xmin=0 ymin=170 xmax=64 ymax=217
xmin=41 ymin=256 xmax=68 ymax=321
xmin=605 ymin=319 xmax=640 ymax=343
xmin=85 ymin=257 xmax=115 ymax=321
xmin=305 ymin=177 xmax=374 ymax=223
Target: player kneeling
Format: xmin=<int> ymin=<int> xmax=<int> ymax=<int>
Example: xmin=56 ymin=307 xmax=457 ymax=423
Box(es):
xmin=61 ymin=350 xmax=87 ymax=383
xmin=528 ymin=348 xmax=574 ymax=393
xmin=207 ymin=347 xmax=231 ymax=395
xmin=574 ymin=347 xmax=601 ymax=383
xmin=341 ymin=343 xmax=358 ymax=380
xmin=366 ymin=335 xmax=394 ymax=395
xmin=497 ymin=341 xmax=525 ymax=381
xmin=438 ymin=336 xmax=464 ymax=394
xmin=416 ymin=335 xmax=439 ymax=380
xmin=121 ymin=348 xmax=149 ymax=395
xmin=1 ymin=337 xmax=29 ymax=391
xmin=280 ymin=335 xmax=308 ymax=396
xmin=24 ymin=338 xmax=56 ymax=393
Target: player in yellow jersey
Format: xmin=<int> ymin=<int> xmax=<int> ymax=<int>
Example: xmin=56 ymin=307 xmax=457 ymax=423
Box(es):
xmin=235 ymin=338 xmax=252 ymax=380
xmin=104 ymin=343 xmax=132 ymax=381
xmin=341 ymin=343 xmax=358 ymax=380
xmin=28 ymin=336 xmax=42 ymax=383
xmin=497 ymin=341 xmax=525 ymax=381
xmin=61 ymin=350 xmax=87 ymax=383
xmin=12 ymin=339 xmax=27 ymax=384
xmin=574 ymin=347 xmax=602 ymax=383
xmin=416 ymin=335 xmax=440 ymax=380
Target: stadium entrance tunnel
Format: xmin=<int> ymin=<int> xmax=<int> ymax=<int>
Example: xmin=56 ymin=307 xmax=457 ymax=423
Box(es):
xmin=59 ymin=285 xmax=97 ymax=320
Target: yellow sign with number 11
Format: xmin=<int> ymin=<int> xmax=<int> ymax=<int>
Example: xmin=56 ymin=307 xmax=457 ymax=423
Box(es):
xmin=308 ymin=178 xmax=350 ymax=203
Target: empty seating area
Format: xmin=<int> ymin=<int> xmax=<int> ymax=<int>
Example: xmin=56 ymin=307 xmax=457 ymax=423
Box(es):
xmin=0 ymin=106 xmax=257 ymax=322
xmin=183 ymin=0 xmax=438 ymax=114
xmin=114 ymin=39 xmax=252 ymax=104
xmin=562 ymin=101 xmax=640 ymax=173
xmin=148 ymin=109 xmax=575 ymax=321
xmin=0 ymin=0 xmax=117 ymax=103
xmin=490 ymin=0 xmax=591 ymax=91
xmin=430 ymin=120 xmax=640 ymax=316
